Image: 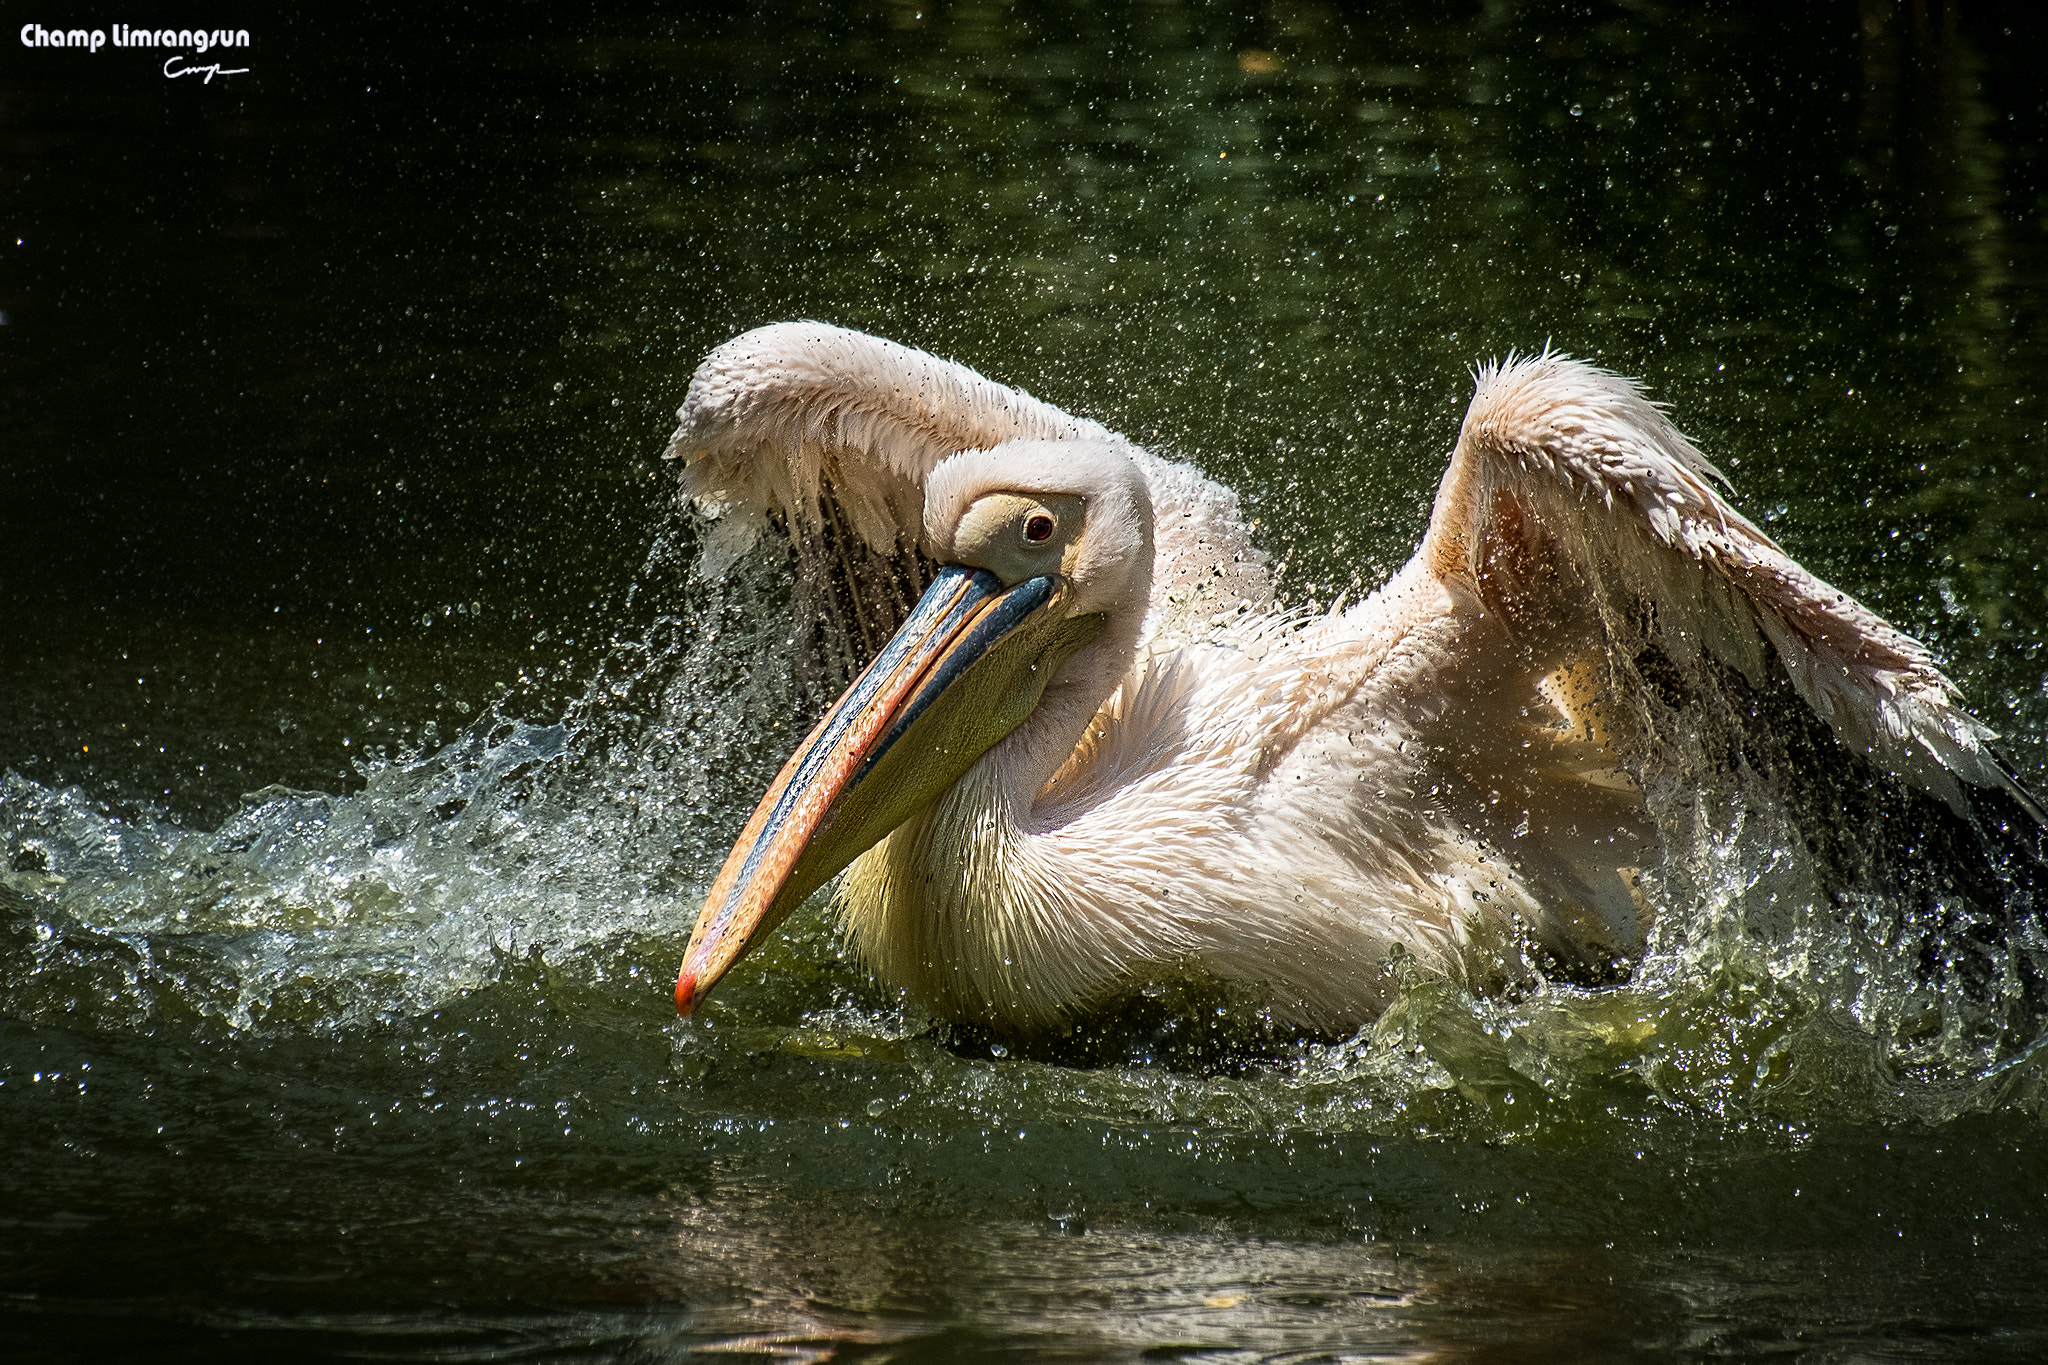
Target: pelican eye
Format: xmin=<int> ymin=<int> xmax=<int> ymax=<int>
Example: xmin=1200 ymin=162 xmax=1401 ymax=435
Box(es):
xmin=1023 ymin=513 xmax=1056 ymax=544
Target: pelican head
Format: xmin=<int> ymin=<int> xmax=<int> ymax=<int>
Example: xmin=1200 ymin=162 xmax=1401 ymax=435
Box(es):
xmin=675 ymin=439 xmax=1154 ymax=1015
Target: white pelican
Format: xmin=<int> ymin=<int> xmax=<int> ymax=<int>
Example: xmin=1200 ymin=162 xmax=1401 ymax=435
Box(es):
xmin=665 ymin=322 xmax=2045 ymax=1034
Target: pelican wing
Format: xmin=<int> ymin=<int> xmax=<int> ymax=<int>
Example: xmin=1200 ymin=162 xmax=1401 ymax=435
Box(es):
xmin=668 ymin=323 xmax=1272 ymax=666
xmin=1420 ymin=353 xmax=2030 ymax=811
xmin=673 ymin=323 xmax=1121 ymax=567
xmin=1411 ymin=352 xmax=2043 ymax=998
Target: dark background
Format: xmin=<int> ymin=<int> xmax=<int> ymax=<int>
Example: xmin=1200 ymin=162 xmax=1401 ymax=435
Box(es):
xmin=6 ymin=0 xmax=2048 ymax=823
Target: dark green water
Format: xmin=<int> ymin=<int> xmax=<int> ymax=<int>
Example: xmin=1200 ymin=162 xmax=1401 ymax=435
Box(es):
xmin=6 ymin=3 xmax=2048 ymax=1359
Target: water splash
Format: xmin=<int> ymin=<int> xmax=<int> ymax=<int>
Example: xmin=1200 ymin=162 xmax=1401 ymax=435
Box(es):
xmin=0 ymin=522 xmax=829 ymax=1036
xmin=2 ymin=508 xmax=2044 ymax=1139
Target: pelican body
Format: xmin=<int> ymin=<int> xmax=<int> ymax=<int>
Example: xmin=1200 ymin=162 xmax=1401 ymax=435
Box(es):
xmin=667 ymin=323 xmax=2045 ymax=1034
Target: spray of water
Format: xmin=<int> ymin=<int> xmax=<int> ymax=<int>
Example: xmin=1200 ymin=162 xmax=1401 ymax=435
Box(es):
xmin=3 ymin=497 xmax=2044 ymax=1138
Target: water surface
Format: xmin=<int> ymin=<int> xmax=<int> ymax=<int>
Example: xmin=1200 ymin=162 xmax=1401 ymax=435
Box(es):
xmin=5 ymin=3 xmax=2048 ymax=1359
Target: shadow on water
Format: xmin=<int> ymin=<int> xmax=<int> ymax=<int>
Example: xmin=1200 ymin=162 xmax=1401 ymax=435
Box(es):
xmin=5 ymin=0 xmax=2048 ymax=1359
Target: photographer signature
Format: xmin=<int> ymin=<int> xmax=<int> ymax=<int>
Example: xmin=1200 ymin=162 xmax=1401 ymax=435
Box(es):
xmin=163 ymin=55 xmax=248 ymax=83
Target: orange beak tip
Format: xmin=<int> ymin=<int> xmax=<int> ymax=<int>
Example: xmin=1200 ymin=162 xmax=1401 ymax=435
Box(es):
xmin=674 ymin=969 xmax=698 ymax=1017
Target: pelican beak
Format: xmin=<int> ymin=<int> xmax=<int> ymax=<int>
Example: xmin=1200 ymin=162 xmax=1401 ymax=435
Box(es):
xmin=675 ymin=563 xmax=1106 ymax=1015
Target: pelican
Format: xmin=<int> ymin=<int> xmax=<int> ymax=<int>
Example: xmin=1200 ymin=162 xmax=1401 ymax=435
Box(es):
xmin=665 ymin=322 xmax=2045 ymax=1034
